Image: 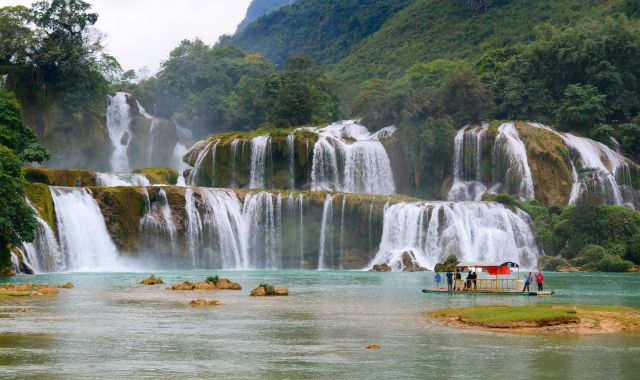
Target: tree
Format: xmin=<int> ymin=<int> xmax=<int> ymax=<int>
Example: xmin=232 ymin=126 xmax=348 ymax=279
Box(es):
xmin=557 ymin=84 xmax=606 ymax=130
xmin=0 ymin=89 xmax=49 ymax=163
xmin=440 ymin=73 xmax=495 ymax=126
xmin=350 ymin=78 xmax=399 ymax=130
xmin=0 ymin=145 xmax=37 ymax=268
xmin=0 ymin=89 xmax=47 ymax=269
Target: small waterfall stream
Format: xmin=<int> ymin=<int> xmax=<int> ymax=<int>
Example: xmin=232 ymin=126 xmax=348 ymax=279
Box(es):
xmin=21 ymin=201 xmax=64 ymax=273
xmin=448 ymin=123 xmax=489 ymax=201
xmin=249 ymin=136 xmax=271 ymax=189
xmin=106 ymin=92 xmax=133 ymax=172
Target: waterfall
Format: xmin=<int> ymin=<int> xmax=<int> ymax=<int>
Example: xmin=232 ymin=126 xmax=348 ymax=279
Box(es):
xmin=147 ymin=119 xmax=159 ymax=167
xmin=136 ymin=101 xmax=153 ymax=119
xmin=249 ymin=136 xmax=271 ymax=189
xmin=243 ymin=192 xmax=282 ymax=268
xmin=309 ymin=121 xmax=396 ymax=195
xmin=369 ymin=201 xmax=539 ymax=271
xmin=50 ymin=187 xmax=120 ymax=271
xmin=96 ymin=172 xmax=151 ymax=186
xmin=106 ymin=92 xmax=133 ymax=173
xmin=171 ymin=142 xmax=189 ymax=186
xmin=339 ymin=196 xmax=346 ymax=269
xmin=140 ymin=189 xmax=177 ymax=246
xmin=492 ymin=123 xmax=535 ymax=200
xmin=185 ymin=188 xmax=202 ymax=266
xmin=318 ymin=195 xmax=334 ymax=269
xmin=448 ymin=124 xmax=489 ymax=201
xmin=230 ymin=139 xmax=240 ymax=186
xmin=287 ymin=134 xmax=296 ymax=189
xmin=529 ymin=122 xmax=637 ymax=207
xmin=21 ymin=201 xmax=64 ymax=273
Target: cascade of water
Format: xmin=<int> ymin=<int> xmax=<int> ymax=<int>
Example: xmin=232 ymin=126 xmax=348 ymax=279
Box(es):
xmin=96 ymin=172 xmax=151 ymax=186
xmin=199 ymin=188 xmax=247 ymax=269
xmin=369 ymin=201 xmax=539 ymax=271
xmin=106 ymin=92 xmax=133 ymax=173
xmin=10 ymin=250 xmax=21 ymax=273
xmin=492 ymin=123 xmax=535 ymax=200
xmin=184 ymin=188 xmax=202 ymax=267
xmin=287 ymin=134 xmax=296 ymax=189
xmin=318 ymin=195 xmax=334 ymax=269
xmin=249 ymin=136 xmax=271 ymax=189
xmin=50 ymin=187 xmax=120 ymax=271
xmin=243 ymin=192 xmax=281 ymax=268
xmin=529 ymin=122 xmax=638 ymax=207
xmin=309 ymin=121 xmax=396 ymax=195
xmin=21 ymin=201 xmax=64 ymax=273
xmin=230 ymin=139 xmax=240 ymax=186
xmin=136 ymin=101 xmax=153 ymax=119
xmin=448 ymin=124 xmax=489 ymax=201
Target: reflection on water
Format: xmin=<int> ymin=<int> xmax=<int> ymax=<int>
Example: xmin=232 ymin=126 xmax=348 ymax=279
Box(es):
xmin=0 ymin=271 xmax=639 ymax=378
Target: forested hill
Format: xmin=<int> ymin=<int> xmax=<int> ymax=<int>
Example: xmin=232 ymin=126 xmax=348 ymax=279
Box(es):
xmin=227 ymin=0 xmax=623 ymax=88
xmin=236 ymin=0 xmax=296 ymax=32
xmin=222 ymin=0 xmax=412 ymax=65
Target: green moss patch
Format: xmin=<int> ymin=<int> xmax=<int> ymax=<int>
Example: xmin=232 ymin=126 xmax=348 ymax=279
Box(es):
xmin=134 ymin=168 xmax=179 ymax=185
xmin=23 ymin=168 xmax=97 ymax=187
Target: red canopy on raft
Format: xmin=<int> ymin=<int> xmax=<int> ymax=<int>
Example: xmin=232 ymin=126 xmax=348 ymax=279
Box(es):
xmin=455 ymin=261 xmax=519 ymax=276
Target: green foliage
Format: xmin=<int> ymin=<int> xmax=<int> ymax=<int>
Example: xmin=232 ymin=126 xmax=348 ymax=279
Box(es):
xmin=629 ymin=232 xmax=640 ymax=264
xmin=135 ymin=45 xmax=337 ymax=134
xmin=557 ymin=85 xmax=606 ymax=130
xmin=258 ymin=283 xmax=277 ymax=295
xmin=0 ymin=90 xmax=49 ymax=163
xmin=597 ymin=255 xmax=634 ymax=272
xmin=350 ymin=79 xmax=399 ymax=130
xmin=434 ymin=254 xmax=458 ymax=272
xmin=0 ymin=145 xmax=37 ymax=265
xmin=205 ymin=275 xmax=219 ymax=285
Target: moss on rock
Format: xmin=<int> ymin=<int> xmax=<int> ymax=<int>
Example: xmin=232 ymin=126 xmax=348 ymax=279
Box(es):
xmin=25 ymin=183 xmax=56 ymax=232
xmin=24 ymin=168 xmax=98 ymax=187
xmin=134 ymin=168 xmax=179 ymax=185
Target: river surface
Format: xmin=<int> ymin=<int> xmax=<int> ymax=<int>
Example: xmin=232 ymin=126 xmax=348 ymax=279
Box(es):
xmin=0 ymin=271 xmax=639 ymax=379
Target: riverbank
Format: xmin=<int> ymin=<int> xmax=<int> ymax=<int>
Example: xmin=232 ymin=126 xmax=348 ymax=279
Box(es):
xmin=428 ymin=304 xmax=640 ymax=335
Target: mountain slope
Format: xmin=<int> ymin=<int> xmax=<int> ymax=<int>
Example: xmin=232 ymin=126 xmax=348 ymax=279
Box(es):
xmin=223 ymin=0 xmax=412 ymax=65
xmin=236 ymin=0 xmax=296 ymax=32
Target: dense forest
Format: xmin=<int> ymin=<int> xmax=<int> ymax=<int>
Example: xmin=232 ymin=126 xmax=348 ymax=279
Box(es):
xmin=2 ymin=0 xmax=640 ymax=272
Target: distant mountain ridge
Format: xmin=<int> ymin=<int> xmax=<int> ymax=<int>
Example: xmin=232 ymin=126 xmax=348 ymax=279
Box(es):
xmin=224 ymin=0 xmax=412 ymax=65
xmin=236 ymin=0 xmax=297 ymax=32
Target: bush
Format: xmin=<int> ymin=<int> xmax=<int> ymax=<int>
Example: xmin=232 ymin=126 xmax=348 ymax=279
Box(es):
xmin=205 ymin=276 xmax=219 ymax=284
xmin=495 ymin=193 xmax=517 ymax=206
xmin=604 ymin=242 xmax=627 ymax=258
xmin=597 ymin=256 xmax=633 ymax=272
xmin=258 ymin=283 xmax=277 ymax=295
xmin=571 ymin=245 xmax=605 ymax=267
xmin=537 ymin=256 xmax=569 ymax=271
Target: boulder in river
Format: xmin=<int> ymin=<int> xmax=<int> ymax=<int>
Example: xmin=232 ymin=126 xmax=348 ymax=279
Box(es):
xmin=187 ymin=298 xmax=223 ymax=307
xmin=139 ymin=275 xmax=164 ymax=285
xmin=250 ymin=283 xmax=288 ymax=296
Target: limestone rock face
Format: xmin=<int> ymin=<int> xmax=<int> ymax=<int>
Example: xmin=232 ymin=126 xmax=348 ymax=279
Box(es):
xmin=401 ymin=251 xmax=428 ymax=272
xmin=250 ymin=283 xmax=288 ymax=296
xmin=371 ymin=263 xmax=391 ymax=272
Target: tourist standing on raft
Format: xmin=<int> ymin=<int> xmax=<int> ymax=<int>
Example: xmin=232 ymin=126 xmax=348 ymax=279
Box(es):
xmin=455 ymin=271 xmax=462 ymax=291
xmin=435 ymin=272 xmax=442 ymax=290
xmin=523 ymin=272 xmax=532 ymax=292
xmin=535 ymin=272 xmax=544 ymax=291
xmin=446 ymin=271 xmax=454 ymax=291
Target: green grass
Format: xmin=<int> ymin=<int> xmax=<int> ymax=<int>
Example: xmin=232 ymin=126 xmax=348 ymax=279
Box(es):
xmin=429 ymin=304 xmax=639 ymax=326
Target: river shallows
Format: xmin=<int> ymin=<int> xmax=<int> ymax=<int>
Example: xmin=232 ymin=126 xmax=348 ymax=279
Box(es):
xmin=0 ymin=271 xmax=639 ymax=379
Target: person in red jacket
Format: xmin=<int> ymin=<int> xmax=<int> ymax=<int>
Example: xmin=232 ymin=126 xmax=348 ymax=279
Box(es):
xmin=535 ymin=271 xmax=545 ymax=291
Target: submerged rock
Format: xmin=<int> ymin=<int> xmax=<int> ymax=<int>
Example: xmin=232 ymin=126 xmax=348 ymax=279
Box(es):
xmin=556 ymin=265 xmax=580 ymax=273
xmin=250 ymin=283 xmax=288 ymax=296
xmin=366 ymin=344 xmax=381 ymax=350
xmin=187 ymin=298 xmax=223 ymax=307
xmin=139 ymin=275 xmax=164 ymax=285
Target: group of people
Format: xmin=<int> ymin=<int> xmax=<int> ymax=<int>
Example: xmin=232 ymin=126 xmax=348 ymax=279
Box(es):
xmin=434 ymin=270 xmax=478 ymax=292
xmin=522 ymin=271 xmax=545 ymax=292
xmin=433 ymin=269 xmax=546 ymax=292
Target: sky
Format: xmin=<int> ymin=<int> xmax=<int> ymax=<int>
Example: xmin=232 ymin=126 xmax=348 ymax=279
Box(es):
xmin=0 ymin=0 xmax=252 ymax=73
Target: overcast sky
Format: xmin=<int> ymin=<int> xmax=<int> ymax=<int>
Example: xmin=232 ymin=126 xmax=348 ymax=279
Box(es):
xmin=0 ymin=0 xmax=252 ymax=73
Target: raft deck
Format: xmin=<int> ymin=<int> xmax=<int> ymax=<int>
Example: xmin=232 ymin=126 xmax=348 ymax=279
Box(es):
xmin=422 ymin=289 xmax=555 ymax=296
